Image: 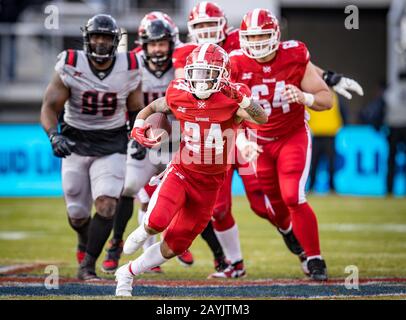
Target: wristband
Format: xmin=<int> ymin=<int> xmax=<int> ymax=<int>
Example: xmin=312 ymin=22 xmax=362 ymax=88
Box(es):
xmin=238 ymin=96 xmax=251 ymax=109
xmin=133 ymin=119 xmax=145 ymax=128
xmin=303 ymin=93 xmax=315 ymax=107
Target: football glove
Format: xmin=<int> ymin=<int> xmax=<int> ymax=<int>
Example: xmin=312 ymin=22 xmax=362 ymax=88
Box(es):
xmin=323 ymin=70 xmax=364 ymax=100
xmin=130 ymin=121 xmax=162 ymax=148
xmin=49 ymin=132 xmax=76 ymax=158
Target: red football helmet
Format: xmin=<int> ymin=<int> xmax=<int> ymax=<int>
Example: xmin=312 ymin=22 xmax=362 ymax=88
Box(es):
xmin=184 ymin=43 xmax=230 ymax=99
xmin=187 ymin=2 xmax=227 ymax=44
xmin=239 ymin=9 xmax=281 ymax=59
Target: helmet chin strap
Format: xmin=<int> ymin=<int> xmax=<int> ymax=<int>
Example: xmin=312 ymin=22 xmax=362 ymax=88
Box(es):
xmin=194 ymin=82 xmax=211 ymax=99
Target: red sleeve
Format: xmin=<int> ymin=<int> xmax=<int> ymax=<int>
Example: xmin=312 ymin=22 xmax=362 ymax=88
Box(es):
xmin=172 ymin=44 xmax=197 ymax=69
xmin=165 ymin=81 xmax=174 ymax=109
xmin=281 ymin=40 xmax=310 ymax=82
xmin=296 ymin=41 xmax=310 ymax=81
xmin=229 ymin=53 xmax=241 ymax=82
xmin=296 ymin=41 xmax=310 ymax=65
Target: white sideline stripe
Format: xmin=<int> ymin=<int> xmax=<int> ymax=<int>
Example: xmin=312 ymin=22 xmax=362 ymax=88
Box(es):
xmin=251 ymin=8 xmax=261 ymax=28
xmin=0 ymin=263 xmax=45 ymax=274
xmin=298 ymin=124 xmax=312 ymax=204
xmin=0 ymin=231 xmax=42 ymax=240
xmin=319 ymin=223 xmax=406 ymax=233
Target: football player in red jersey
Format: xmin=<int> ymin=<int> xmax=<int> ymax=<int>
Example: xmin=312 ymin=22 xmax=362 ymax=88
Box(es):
xmin=172 ymin=1 xmax=274 ymax=278
xmin=114 ymin=43 xmax=267 ymax=296
xmin=173 ymin=1 xmax=240 ymax=79
xmin=230 ymin=8 xmax=337 ymax=281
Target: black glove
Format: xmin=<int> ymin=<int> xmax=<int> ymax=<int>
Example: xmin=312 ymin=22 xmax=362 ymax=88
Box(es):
xmin=48 ymin=129 xmax=76 ymax=158
xmin=130 ymin=140 xmax=147 ymax=160
xmin=322 ymin=70 xmax=343 ymax=87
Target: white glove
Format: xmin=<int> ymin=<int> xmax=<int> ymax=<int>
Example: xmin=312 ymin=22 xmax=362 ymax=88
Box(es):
xmin=236 ymin=132 xmax=263 ymax=162
xmin=333 ymin=77 xmax=364 ymax=100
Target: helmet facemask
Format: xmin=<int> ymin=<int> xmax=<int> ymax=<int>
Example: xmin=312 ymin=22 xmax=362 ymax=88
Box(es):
xmin=240 ymin=29 xmax=280 ymax=59
xmin=188 ymin=17 xmax=226 ymax=44
xmin=185 ymin=63 xmax=227 ymax=99
xmin=86 ymin=33 xmax=118 ymax=64
xmin=82 ymin=14 xmax=121 ymax=65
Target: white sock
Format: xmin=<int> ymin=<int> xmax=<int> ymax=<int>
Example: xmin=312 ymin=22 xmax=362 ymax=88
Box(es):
xmin=137 ymin=208 xmax=156 ymax=251
xmin=138 ymin=208 xmax=146 ymax=226
xmin=143 ymin=234 xmax=157 ymax=252
xmin=129 ymin=242 xmax=168 ymax=275
xmin=278 ymin=222 xmax=292 ymax=235
xmin=214 ymin=224 xmax=243 ymax=264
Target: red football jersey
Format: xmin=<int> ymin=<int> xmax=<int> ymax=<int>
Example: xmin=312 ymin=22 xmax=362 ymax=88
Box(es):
xmin=230 ymin=40 xmax=310 ymax=139
xmin=165 ymin=79 xmax=250 ymax=175
xmin=172 ymin=29 xmax=240 ymax=70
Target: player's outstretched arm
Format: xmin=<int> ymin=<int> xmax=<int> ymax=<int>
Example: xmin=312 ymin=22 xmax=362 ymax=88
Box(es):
xmin=314 ymin=64 xmax=364 ymax=99
xmin=40 ymin=72 xmax=69 ymax=133
xmin=40 ymin=72 xmax=75 ymax=158
xmin=236 ymin=100 xmax=268 ymax=124
xmin=220 ymin=81 xmax=267 ymax=124
xmin=282 ymin=62 xmax=333 ymax=111
xmin=136 ymin=97 xmax=171 ymax=121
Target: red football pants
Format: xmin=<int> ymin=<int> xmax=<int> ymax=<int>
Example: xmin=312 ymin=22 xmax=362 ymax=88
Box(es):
xmin=145 ymin=164 xmax=226 ymax=255
xmin=211 ymin=143 xmax=277 ymax=232
xmin=255 ymin=124 xmax=321 ymax=257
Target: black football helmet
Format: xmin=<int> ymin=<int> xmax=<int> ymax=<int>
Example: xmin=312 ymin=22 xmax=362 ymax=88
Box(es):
xmin=138 ymin=16 xmax=176 ymax=67
xmin=82 ymin=14 xmax=121 ymax=64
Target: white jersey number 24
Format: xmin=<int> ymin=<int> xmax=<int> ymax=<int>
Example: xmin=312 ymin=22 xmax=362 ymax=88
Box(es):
xmin=184 ymin=122 xmax=224 ymax=155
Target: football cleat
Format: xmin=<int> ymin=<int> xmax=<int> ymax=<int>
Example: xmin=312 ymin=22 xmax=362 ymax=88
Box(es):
xmin=144 ymin=266 xmax=163 ymax=274
xmin=208 ymin=260 xmax=246 ymax=279
xmin=77 ymin=265 xmax=100 ymax=281
xmin=101 ymin=239 xmax=124 ymax=274
xmin=214 ymin=256 xmax=230 ymax=272
xmin=115 ymin=263 xmax=134 ymax=297
xmin=279 ymin=229 xmax=304 ymax=255
xmin=307 ymin=258 xmax=328 ymax=281
xmin=176 ymin=249 xmax=194 ymax=267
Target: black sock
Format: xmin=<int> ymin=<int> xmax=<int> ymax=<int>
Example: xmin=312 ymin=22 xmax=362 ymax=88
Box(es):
xmin=68 ymin=216 xmax=90 ymax=252
xmin=113 ymin=196 xmax=134 ymax=241
xmin=201 ymin=221 xmax=225 ymax=260
xmin=86 ymin=213 xmax=114 ymax=260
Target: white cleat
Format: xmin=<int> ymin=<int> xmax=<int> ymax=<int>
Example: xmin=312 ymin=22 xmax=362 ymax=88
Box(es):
xmin=123 ymin=227 xmax=149 ymax=255
xmin=115 ymin=263 xmax=134 ymax=297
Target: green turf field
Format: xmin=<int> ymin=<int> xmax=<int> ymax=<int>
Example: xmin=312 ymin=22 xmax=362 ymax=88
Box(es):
xmin=1 ymin=195 xmax=406 ymax=282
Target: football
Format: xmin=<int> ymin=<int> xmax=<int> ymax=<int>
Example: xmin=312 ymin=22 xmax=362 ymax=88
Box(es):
xmin=145 ymin=112 xmax=172 ymax=142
